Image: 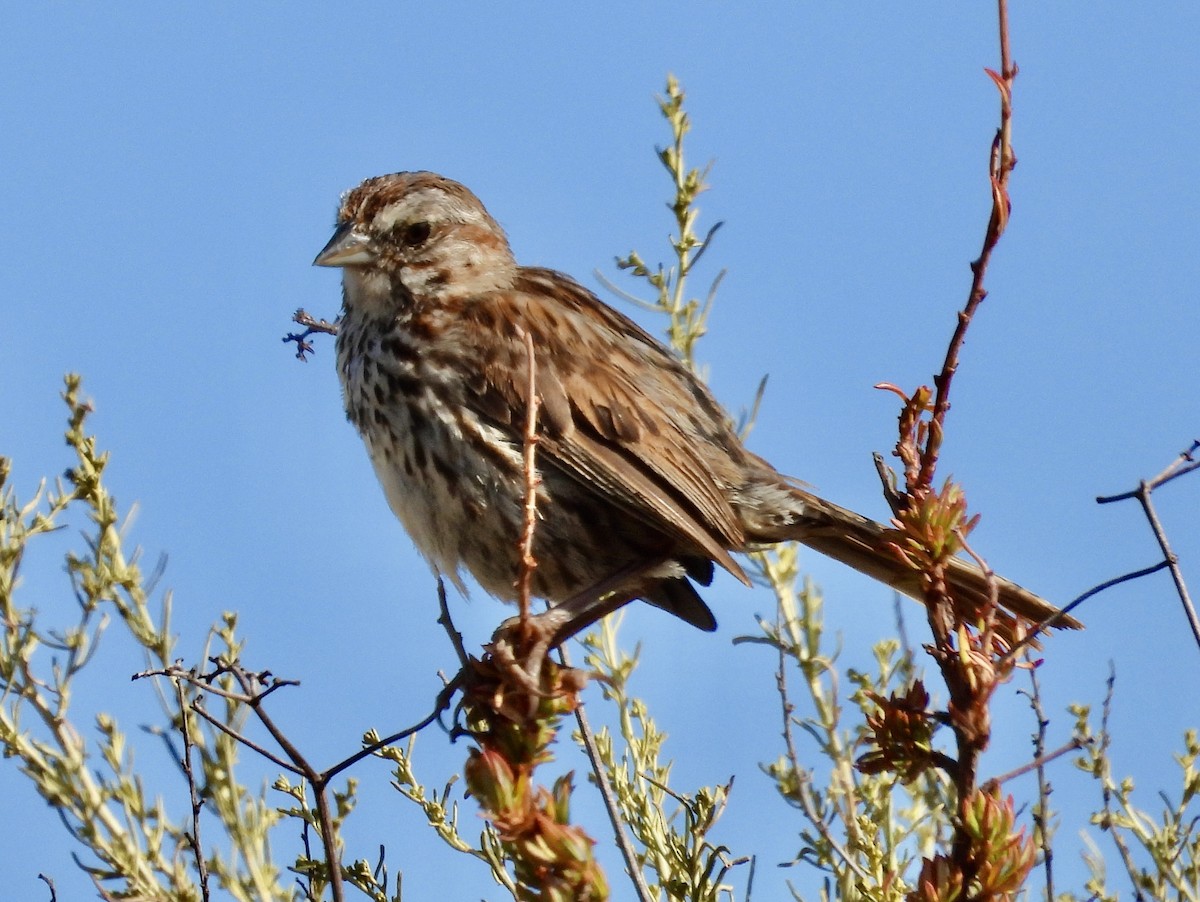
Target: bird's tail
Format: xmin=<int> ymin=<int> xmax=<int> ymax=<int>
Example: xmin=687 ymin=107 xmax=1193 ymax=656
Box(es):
xmin=749 ymin=486 xmax=1082 ymax=633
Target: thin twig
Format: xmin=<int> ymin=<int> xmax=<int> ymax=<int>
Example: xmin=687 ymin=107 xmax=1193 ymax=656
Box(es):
xmin=736 ymin=374 xmax=769 ymax=441
xmin=871 ymin=452 xmax=905 ymax=517
xmin=687 ymin=220 xmax=725 ymax=269
xmin=144 ymin=660 xmax=453 ymax=784
xmin=775 ymin=614 xmax=872 ymax=884
xmin=188 ymin=701 xmax=303 ymax=775
xmin=227 ymin=667 xmax=345 ymax=902
xmin=283 ymin=309 xmax=340 ymax=361
xmin=296 ymin=821 xmax=317 ymax=901
xmin=515 ymin=327 xmax=541 ymax=620
xmin=1093 ymin=444 xmax=1200 ymax=651
xmin=292 ymin=309 xmax=340 ymax=335
xmin=323 ymin=678 xmax=462 ymax=781
xmin=1099 ymin=666 xmax=1148 ymax=902
xmin=1023 ymin=661 xmax=1057 ymax=901
xmin=308 ymin=779 xmax=344 ymax=902
xmin=558 ymin=643 xmax=654 ymax=902
xmin=889 ymin=598 xmax=916 ymax=685
xmin=983 ymin=738 xmax=1083 ymax=790
xmin=176 ymin=681 xmax=211 ymax=901
xmin=1135 ymin=482 xmax=1200 ymax=650
xmin=134 ymin=664 xmax=298 ymax=703
xmin=37 ymin=874 xmax=56 ymax=902
xmin=958 ymin=533 xmax=1001 ymax=648
xmin=907 ymin=2 xmax=1018 ymax=886
xmin=593 ymin=268 xmax=659 ymax=314
xmin=147 ymin=662 xmax=348 ymax=901
xmin=82 ymin=868 xmax=119 ymax=902
xmin=1096 ymin=439 xmax=1200 ymax=501
xmin=999 ymin=561 xmax=1171 ymax=667
xmin=918 ymin=0 xmax=1016 ymax=491
xmin=436 ymin=578 xmax=470 ymax=671
xmin=138 ymin=637 xmax=465 ymax=902
xmin=1147 ymin=439 xmax=1199 ymax=486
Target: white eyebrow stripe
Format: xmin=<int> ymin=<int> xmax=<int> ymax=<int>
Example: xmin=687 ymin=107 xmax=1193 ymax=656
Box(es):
xmin=370 ymin=188 xmax=493 ymax=232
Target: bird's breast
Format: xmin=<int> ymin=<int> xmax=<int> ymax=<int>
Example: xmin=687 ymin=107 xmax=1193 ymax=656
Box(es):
xmin=336 ymin=312 xmax=529 ymax=589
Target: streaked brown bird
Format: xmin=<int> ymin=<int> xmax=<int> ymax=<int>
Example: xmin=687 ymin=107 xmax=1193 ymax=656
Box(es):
xmin=314 ymin=171 xmax=1080 ymax=643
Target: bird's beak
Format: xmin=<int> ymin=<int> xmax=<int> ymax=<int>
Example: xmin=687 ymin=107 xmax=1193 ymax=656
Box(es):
xmin=313 ymin=222 xmax=377 ymax=267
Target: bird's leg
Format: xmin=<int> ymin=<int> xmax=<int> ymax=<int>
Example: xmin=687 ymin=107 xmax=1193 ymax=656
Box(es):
xmin=491 ymin=559 xmax=667 ymax=687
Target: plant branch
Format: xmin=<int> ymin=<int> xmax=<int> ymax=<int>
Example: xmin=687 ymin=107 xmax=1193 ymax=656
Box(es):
xmin=186 ymin=698 xmax=302 ymax=775
xmin=1023 ymin=660 xmax=1056 ymax=901
xmin=983 ymin=737 xmax=1083 ymax=790
xmin=775 ymin=616 xmax=873 ymax=885
xmin=324 ymin=678 xmax=461 ymax=782
xmin=175 ymin=681 xmax=211 ymax=901
xmin=559 ymin=642 xmax=653 ymax=902
xmin=37 ymin=874 xmax=56 ymax=902
xmin=283 ymin=309 xmax=340 ymax=361
xmin=1095 ymin=441 xmax=1200 ymax=652
xmin=1098 ymin=668 xmax=1149 ymax=902
xmin=516 ymin=326 xmax=541 ymax=621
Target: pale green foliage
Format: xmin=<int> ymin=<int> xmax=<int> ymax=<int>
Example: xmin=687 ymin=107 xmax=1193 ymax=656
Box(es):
xmin=579 ymin=617 xmax=744 ymax=901
xmin=369 ymin=733 xmax=519 ymax=897
xmin=614 ymin=73 xmax=721 ymax=370
xmin=1071 ymin=699 xmax=1200 ymax=902
xmin=612 ymin=77 xmax=955 ymax=901
xmin=611 ymin=74 xmax=1198 ymax=902
xmin=274 ymin=773 xmax=405 ymax=902
xmin=5 ymin=74 xmax=1200 ymax=902
xmin=745 ymin=548 xmax=953 ymax=902
xmin=0 ymin=376 xmax=290 ymax=901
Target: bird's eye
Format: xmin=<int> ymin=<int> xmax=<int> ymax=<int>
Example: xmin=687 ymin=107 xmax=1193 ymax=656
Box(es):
xmin=402 ymin=221 xmax=432 ymax=246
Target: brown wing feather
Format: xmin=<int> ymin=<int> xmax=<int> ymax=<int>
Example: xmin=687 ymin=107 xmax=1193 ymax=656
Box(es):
xmin=460 ymin=267 xmax=751 ymax=585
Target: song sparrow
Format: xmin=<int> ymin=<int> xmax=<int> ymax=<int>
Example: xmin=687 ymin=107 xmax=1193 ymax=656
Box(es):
xmin=314 ymin=171 xmax=1080 ymax=642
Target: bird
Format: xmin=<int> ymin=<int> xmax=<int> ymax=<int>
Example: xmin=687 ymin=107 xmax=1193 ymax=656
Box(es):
xmin=313 ymin=171 xmax=1080 ymax=646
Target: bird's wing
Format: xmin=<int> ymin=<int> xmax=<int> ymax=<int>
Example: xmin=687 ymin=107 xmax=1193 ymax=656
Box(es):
xmin=456 ymin=267 xmax=751 ymax=584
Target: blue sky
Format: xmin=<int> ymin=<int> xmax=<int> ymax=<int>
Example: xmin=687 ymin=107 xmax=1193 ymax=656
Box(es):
xmin=4 ymin=4 xmax=1199 ymax=899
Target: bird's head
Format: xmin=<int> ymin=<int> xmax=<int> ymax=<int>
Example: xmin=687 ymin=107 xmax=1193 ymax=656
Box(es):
xmin=314 ymin=171 xmax=517 ymax=309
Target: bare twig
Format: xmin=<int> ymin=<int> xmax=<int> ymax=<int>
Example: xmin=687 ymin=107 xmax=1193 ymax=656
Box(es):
xmin=1147 ymin=438 xmax=1200 ymax=486
xmin=1096 ymin=439 xmax=1200 ymax=501
xmin=324 ymin=678 xmax=462 ymax=781
xmin=283 ymin=309 xmax=340 ymax=361
xmin=958 ymin=533 xmax=1002 ymax=640
xmin=1095 ymin=442 xmax=1200 ymax=651
xmin=871 ymin=451 xmax=905 ymax=517
xmin=983 ymin=737 xmax=1083 ymax=790
xmin=1023 ymin=661 xmax=1057 ymax=900
xmin=1098 ymin=667 xmax=1148 ymax=902
xmin=515 ymin=327 xmax=541 ymax=621
xmin=1133 ymin=483 xmax=1198 ymax=647
xmin=911 ymin=0 xmax=1018 ymax=490
xmin=225 ymin=666 xmax=345 ymax=902
xmin=297 ymin=822 xmax=317 ymax=901
xmin=1000 ymin=560 xmax=1171 ymax=667
xmin=593 ymin=268 xmax=659 ymax=313
xmin=687 ymin=220 xmax=725 ymax=269
xmin=37 ymin=873 xmax=56 ymax=902
xmin=137 ymin=662 xmax=352 ymax=899
xmin=558 ymin=642 xmax=654 ymax=902
xmin=83 ymin=868 xmax=120 ymax=902
xmin=175 ymin=681 xmax=211 ymax=901
xmin=735 ymin=373 xmax=769 ymax=441
xmin=187 ymin=700 xmax=303 ymax=775
xmin=775 ymin=615 xmax=872 ymax=884
xmin=436 ymin=577 xmax=470 ymax=671
xmin=291 ymin=309 xmax=340 ymax=335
